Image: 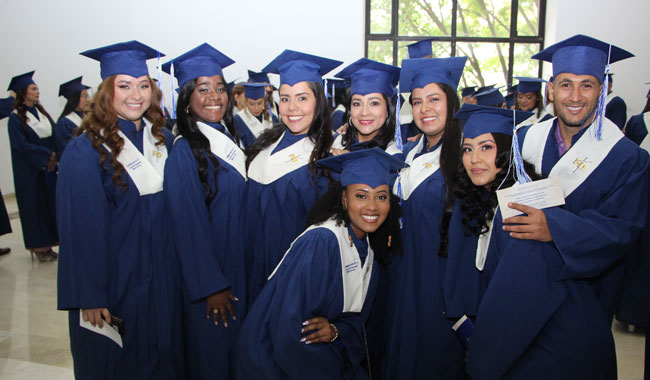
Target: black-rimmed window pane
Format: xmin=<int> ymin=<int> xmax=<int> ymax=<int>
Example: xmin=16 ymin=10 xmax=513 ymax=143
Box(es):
xmin=456 ymin=0 xmax=511 ymax=38
xmin=370 ymin=0 xmax=393 ymax=34
xmin=368 ymin=40 xmax=395 ymax=64
xmin=517 ymin=0 xmax=540 ymax=36
xmin=457 ymin=41 xmax=510 ymax=86
xmin=513 ymin=43 xmax=541 ymax=77
xmin=398 ymin=0 xmax=453 ymax=37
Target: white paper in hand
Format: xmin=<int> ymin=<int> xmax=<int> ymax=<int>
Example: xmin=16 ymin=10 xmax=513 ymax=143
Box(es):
xmin=496 ymin=177 xmax=565 ymax=219
xmin=79 ymin=310 xmax=123 ymax=348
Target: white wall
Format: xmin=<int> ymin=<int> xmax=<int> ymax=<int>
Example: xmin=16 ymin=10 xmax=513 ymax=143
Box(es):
xmin=546 ymin=0 xmax=649 ymax=115
xmin=0 ymin=0 xmax=366 ymax=194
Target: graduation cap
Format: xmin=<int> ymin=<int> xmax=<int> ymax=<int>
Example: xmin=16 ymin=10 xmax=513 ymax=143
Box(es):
xmin=335 ymin=58 xmax=400 ymax=97
xmin=318 ymin=147 xmax=406 ymax=188
xmin=8 ymin=71 xmax=35 ymax=92
xmin=505 ymin=92 xmax=516 ymax=109
xmin=474 ymin=84 xmax=495 ymax=95
xmin=454 ymin=104 xmax=533 ymax=138
xmin=506 ymin=84 xmax=518 ymax=95
xmin=161 ymin=43 xmax=235 ymax=89
xmin=80 ymin=40 xmax=164 ymax=80
xmin=248 ymin=70 xmax=270 ymax=83
xmin=399 ymin=57 xmax=467 ymax=93
xmin=325 ymin=78 xmax=350 ymax=92
xmin=474 ymin=87 xmax=505 ymax=106
xmin=403 ymin=38 xmax=439 ymax=59
xmin=262 ymin=49 xmax=342 ymax=86
xmin=461 ymin=86 xmax=477 ymax=97
xmin=531 ymin=34 xmax=633 ymax=81
xmin=241 ymin=82 xmax=268 ymax=100
xmin=515 ymin=77 xmax=546 ymax=94
xmin=59 ymin=76 xmax=90 ymax=99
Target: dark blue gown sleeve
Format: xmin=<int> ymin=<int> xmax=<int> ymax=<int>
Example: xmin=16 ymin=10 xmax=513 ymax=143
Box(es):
xmin=605 ymin=96 xmax=627 ymax=130
xmin=624 ymin=114 xmax=648 ymax=146
xmin=0 ymin=96 xmax=14 ymax=119
xmin=233 ymin=114 xmax=254 ymax=150
xmin=8 ymin=113 xmax=52 ymax=170
xmin=164 ymin=142 xmax=231 ymax=302
xmin=55 ymin=117 xmax=78 ymax=157
xmin=56 ymin=137 xmax=110 ymax=309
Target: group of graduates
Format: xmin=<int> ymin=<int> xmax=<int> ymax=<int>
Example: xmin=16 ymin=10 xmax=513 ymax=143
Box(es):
xmin=3 ymin=32 xmax=650 ymax=380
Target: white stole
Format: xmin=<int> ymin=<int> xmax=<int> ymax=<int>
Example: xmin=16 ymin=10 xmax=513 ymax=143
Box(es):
xmin=269 ymin=219 xmax=374 ymax=313
xmin=522 ymin=117 xmax=623 ymax=198
xmin=195 ymin=121 xmax=247 ymax=179
xmin=14 ymin=109 xmax=52 ymax=138
xmin=394 ymin=137 xmax=441 ymax=200
xmin=247 ymin=132 xmax=315 ymax=185
xmin=103 ymin=119 xmax=167 ymax=196
xmin=240 ymin=108 xmax=273 ymax=138
xmin=331 ymin=133 xmax=345 ymax=150
xmin=640 ymin=113 xmax=650 ymax=153
xmin=64 ymin=112 xmax=83 ymax=127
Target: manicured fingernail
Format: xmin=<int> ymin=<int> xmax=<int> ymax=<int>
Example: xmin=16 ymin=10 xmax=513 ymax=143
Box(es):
xmin=300 ymin=338 xmax=306 ymax=342
xmin=305 ymin=341 xmax=311 ymax=345
xmin=302 ymin=321 xmax=309 ymax=326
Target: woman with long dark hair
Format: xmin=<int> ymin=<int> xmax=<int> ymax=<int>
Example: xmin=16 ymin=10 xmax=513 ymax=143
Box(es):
xmin=514 ymin=77 xmax=553 ymax=126
xmin=244 ymin=50 xmax=341 ymax=304
xmin=7 ymin=71 xmax=58 ymax=262
xmin=56 ymin=41 xmax=183 ymax=379
xmin=162 ymin=43 xmax=246 ymax=379
xmin=238 ymin=148 xmax=403 ymax=379
xmin=331 ymin=58 xmax=401 ymax=157
xmin=55 ymin=76 xmax=90 ymax=156
xmin=448 ymin=104 xmax=617 ymax=379
xmin=384 ymin=56 xmax=468 ymax=379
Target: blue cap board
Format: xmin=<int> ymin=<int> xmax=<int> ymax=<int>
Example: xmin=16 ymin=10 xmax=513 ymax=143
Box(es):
xmin=326 ymin=78 xmax=350 ymax=91
xmin=455 ymin=104 xmax=533 ymax=138
xmin=532 ymin=34 xmax=633 ymax=82
xmin=335 ymin=58 xmax=400 ymax=97
xmin=461 ymin=86 xmax=477 ymax=97
xmin=162 ymin=43 xmax=234 ymax=89
xmin=59 ymin=76 xmax=90 ymax=98
xmin=506 ymin=84 xmax=518 ymax=94
xmin=80 ymin=40 xmax=163 ymax=80
xmin=404 ymin=38 xmax=439 ymax=59
xmin=262 ymin=49 xmax=342 ymax=86
xmin=242 ymin=82 xmax=268 ymax=100
xmin=516 ymin=77 xmax=546 ymax=94
xmin=8 ymin=71 xmax=36 ymax=92
xmin=474 ymin=87 xmax=505 ymax=106
xmin=248 ymin=70 xmax=270 ymax=83
xmin=318 ymin=148 xmax=406 ymax=188
xmin=399 ymin=56 xmax=467 ymax=93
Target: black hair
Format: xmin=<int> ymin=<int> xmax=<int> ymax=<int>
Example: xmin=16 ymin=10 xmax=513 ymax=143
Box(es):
xmin=58 ymin=91 xmax=82 ymax=121
xmin=306 ymin=181 xmax=402 ymax=267
xmin=452 ymin=132 xmax=540 ymax=237
xmin=175 ymin=76 xmax=240 ymax=206
xmin=246 ymin=81 xmax=333 ymax=182
xmin=515 ymin=90 xmax=544 ymax=118
xmin=643 ymin=96 xmax=650 ymax=113
xmin=342 ymin=93 xmax=396 ymax=150
xmin=14 ymin=87 xmax=55 ymax=132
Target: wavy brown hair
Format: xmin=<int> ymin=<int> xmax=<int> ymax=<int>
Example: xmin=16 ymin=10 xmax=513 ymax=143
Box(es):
xmin=78 ymin=75 xmax=167 ymax=189
xmin=14 ymin=86 xmax=55 ymax=130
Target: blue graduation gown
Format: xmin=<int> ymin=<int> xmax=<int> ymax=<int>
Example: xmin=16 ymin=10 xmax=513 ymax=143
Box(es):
xmin=605 ymin=95 xmax=627 ymax=130
xmin=164 ymin=124 xmax=247 ymax=379
xmin=233 ymin=112 xmax=278 ymax=150
xmin=385 ymin=138 xmax=465 ymax=380
xmin=518 ymin=119 xmax=650 ymax=321
xmin=8 ymin=109 xmax=58 ymax=248
xmin=624 ymin=112 xmax=648 ymax=146
xmin=331 ymin=108 xmax=345 ymax=131
xmin=56 ymin=119 xmax=184 ymax=380
xmin=0 ymin=187 xmax=11 ymax=236
xmin=55 ymin=111 xmax=82 ymax=157
xmin=244 ymin=132 xmax=329 ymax=305
xmin=466 ymin=209 xmax=617 ymax=380
xmin=0 ymin=96 xmax=14 ymax=119
xmin=237 ymin=224 xmax=379 ymax=380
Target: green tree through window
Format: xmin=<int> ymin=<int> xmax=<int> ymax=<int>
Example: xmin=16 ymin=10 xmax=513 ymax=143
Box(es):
xmin=366 ymin=0 xmax=546 ymax=88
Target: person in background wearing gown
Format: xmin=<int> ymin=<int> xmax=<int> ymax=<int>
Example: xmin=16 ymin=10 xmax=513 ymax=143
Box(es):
xmin=243 ymin=50 xmax=341 ymax=305
xmin=514 ymin=77 xmax=553 ymax=126
xmin=55 ymin=76 xmax=91 ymax=157
xmin=330 ymin=58 xmax=402 ymax=158
xmin=237 ymin=148 xmax=404 ymax=380
xmin=234 ymin=82 xmax=278 ymax=149
xmin=0 ymin=93 xmax=15 ymax=256
xmin=7 ymin=71 xmax=58 ymax=262
xmin=162 ymin=42 xmax=247 ymax=379
xmin=384 ymin=56 xmax=467 ymax=380
xmin=56 ymin=41 xmax=184 ymax=380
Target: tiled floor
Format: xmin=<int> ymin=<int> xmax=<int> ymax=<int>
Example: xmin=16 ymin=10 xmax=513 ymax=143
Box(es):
xmin=0 ymin=195 xmax=646 ymax=379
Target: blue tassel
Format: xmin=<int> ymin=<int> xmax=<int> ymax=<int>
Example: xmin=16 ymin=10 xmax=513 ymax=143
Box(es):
xmin=323 ymin=79 xmax=329 ymax=103
xmin=594 ymin=65 xmax=610 ymax=141
xmin=510 ymin=110 xmax=532 ymax=185
xmin=331 ymin=83 xmax=336 ymax=108
xmin=157 ymin=52 xmax=164 ymax=110
xmin=170 ymin=60 xmax=177 ymax=120
xmin=394 ymin=86 xmax=403 ymax=152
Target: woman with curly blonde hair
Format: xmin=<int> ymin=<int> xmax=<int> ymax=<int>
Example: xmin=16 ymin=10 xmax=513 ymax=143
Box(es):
xmin=56 ymin=41 xmax=183 ymax=380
